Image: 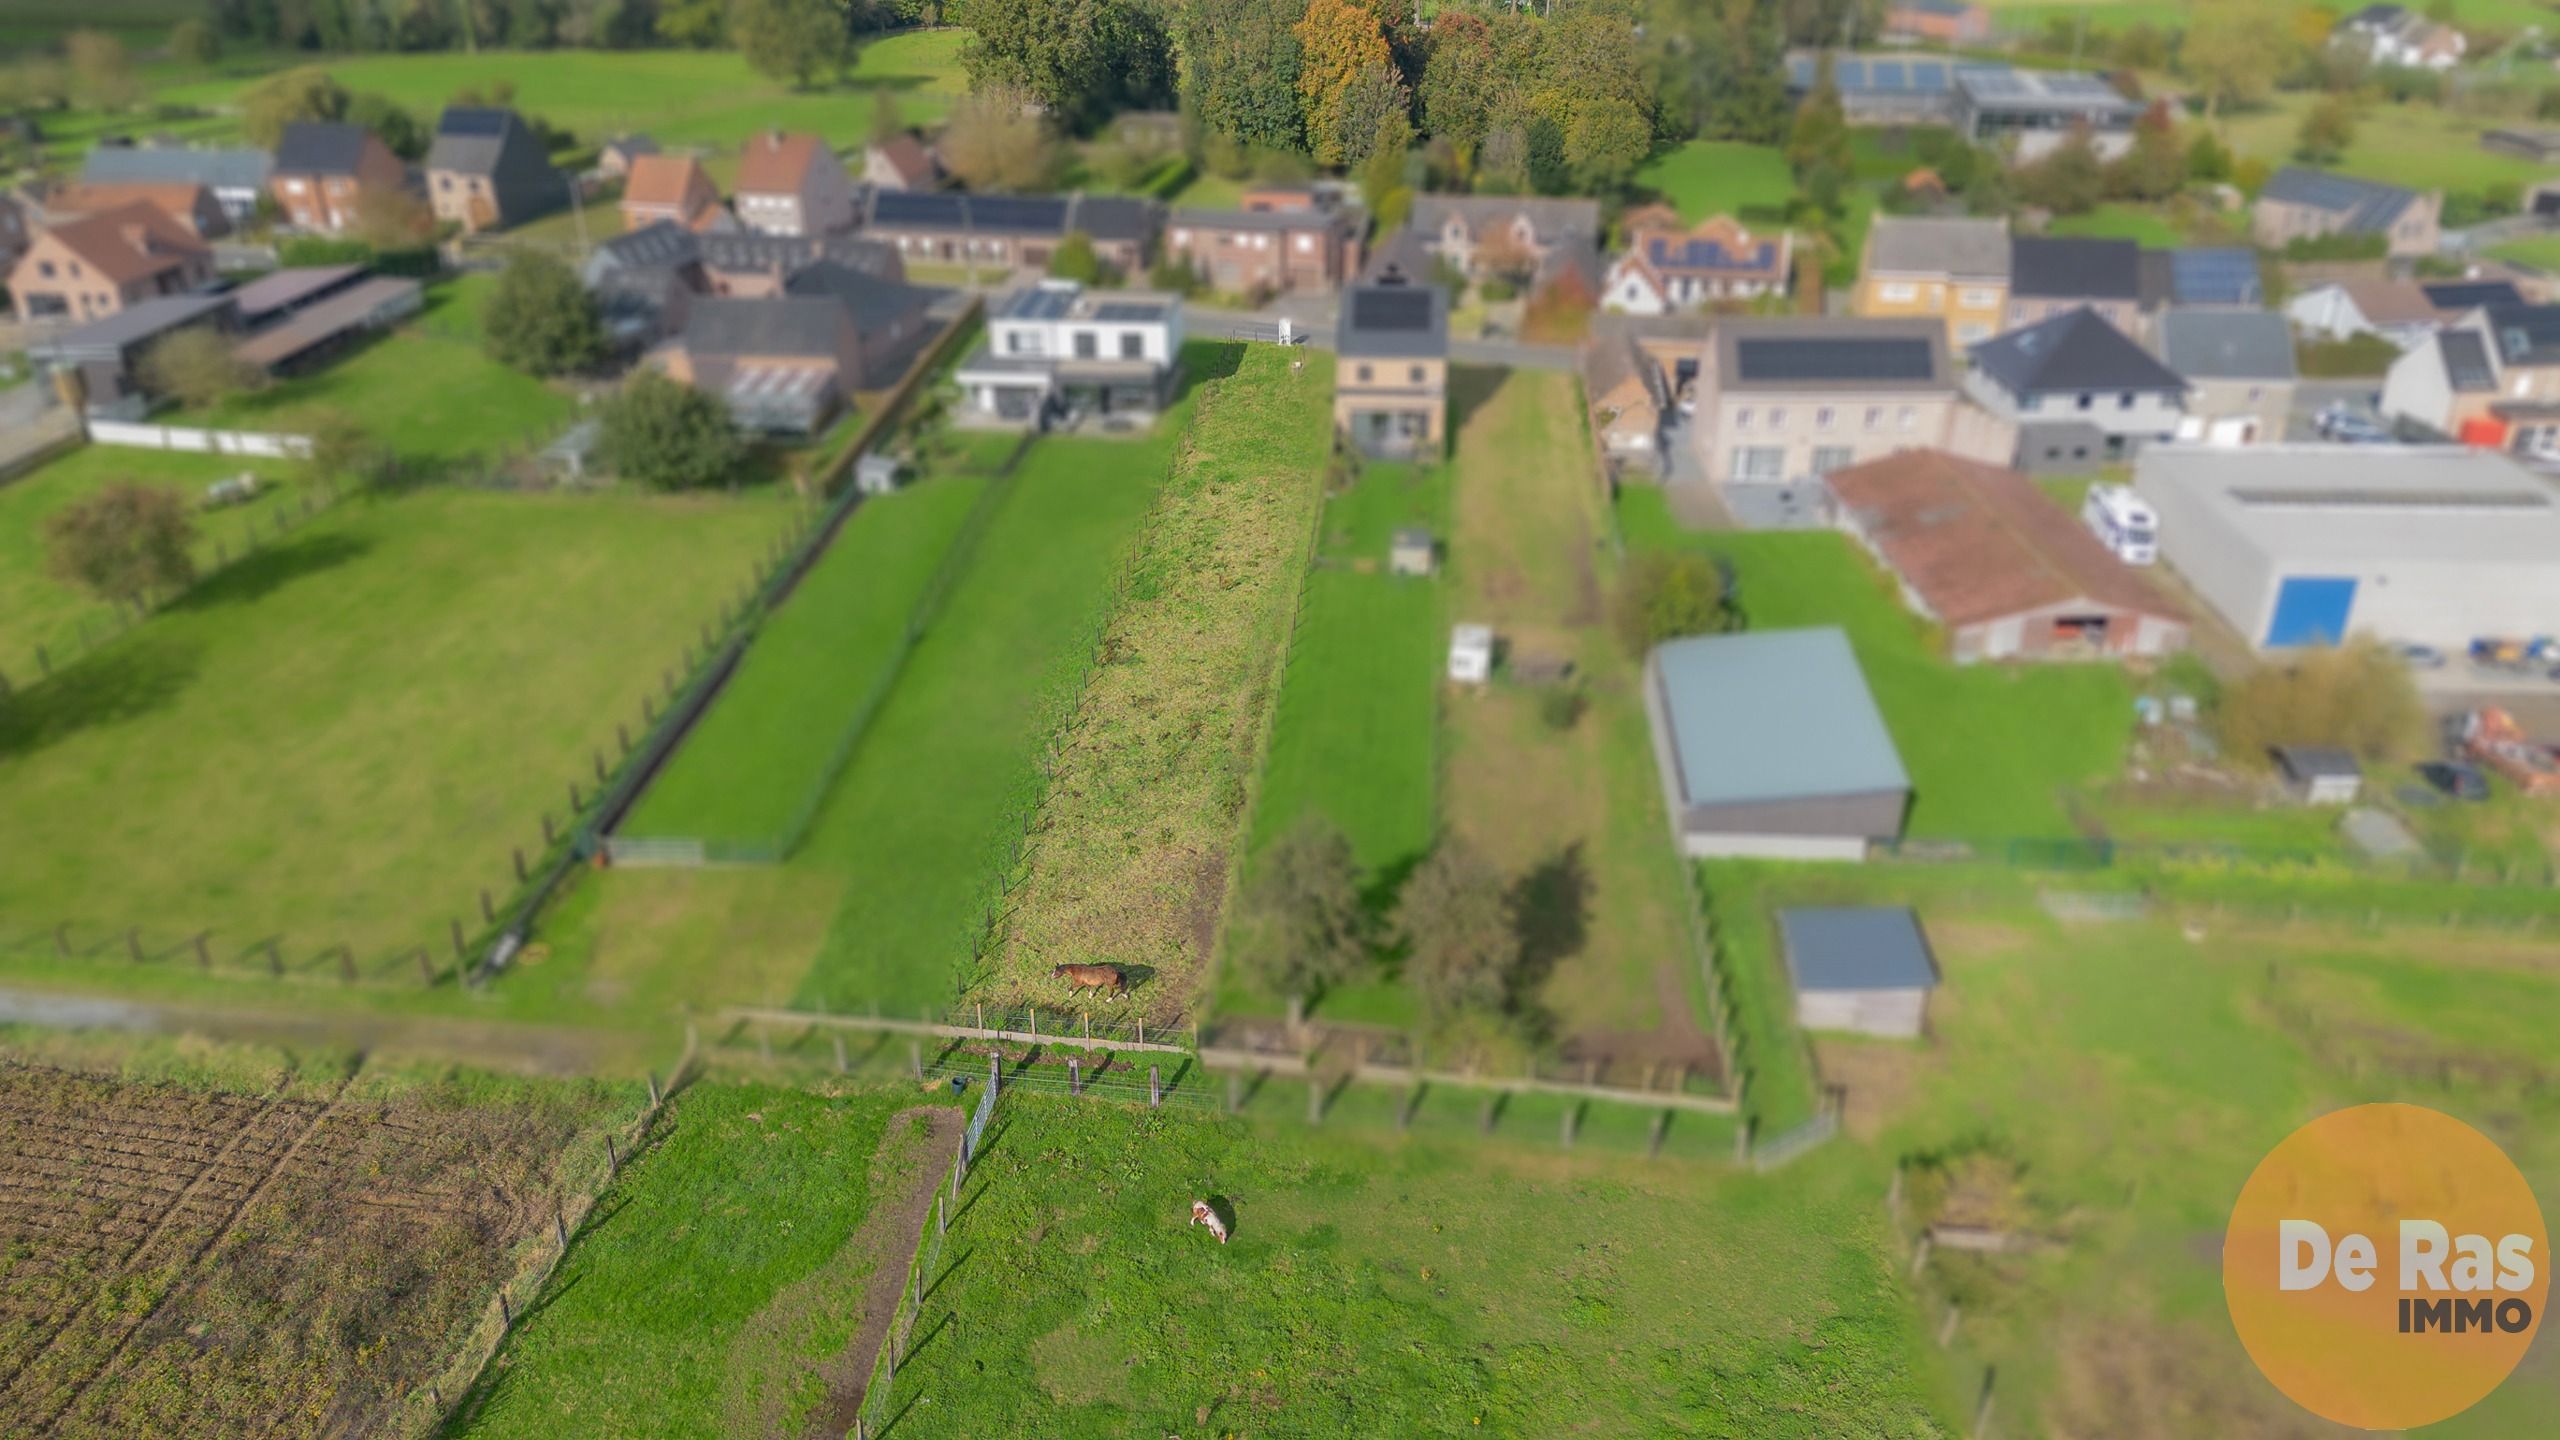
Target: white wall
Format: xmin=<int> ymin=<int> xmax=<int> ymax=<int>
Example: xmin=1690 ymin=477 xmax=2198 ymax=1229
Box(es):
xmin=87 ymin=421 xmax=312 ymax=458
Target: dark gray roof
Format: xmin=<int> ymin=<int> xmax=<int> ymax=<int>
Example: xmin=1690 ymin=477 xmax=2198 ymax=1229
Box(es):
xmin=681 ymin=296 xmax=846 ymax=358
xmin=2439 ymin=329 xmax=2497 ymax=393
xmin=82 ymin=144 xmax=270 ymax=192
xmin=2422 ymin=280 xmax=2525 ymax=313
xmin=2010 ymin=235 xmax=2141 ymax=301
xmin=2274 ymin=745 xmax=2363 ymax=780
xmin=1070 ymin=194 xmax=1159 ymax=243
xmin=29 ymin=292 xmax=235 ymax=360
xmin=2260 ymin=166 xmax=2418 ymax=233
xmin=2486 ymin=303 xmax=2560 ymax=366
xmin=782 ymin=261 xmax=941 ymax=330
xmin=1651 ymin=627 xmax=1909 ymax=807
xmin=426 ymin=106 xmax=531 ymax=176
xmin=274 ymin=122 xmax=375 ymax=176
xmin=2157 ymin=309 xmax=2296 ymax=381
xmin=1779 ymin=908 xmax=1938 ymax=993
xmin=860 ymin=190 xmax=1157 ymax=243
xmin=591 ymin=219 xmax=701 ymax=273
xmin=1408 ymin=193 xmax=1601 ymax=242
xmin=1970 ymin=308 xmax=2188 ymax=396
xmin=699 ymin=231 xmax=900 ymax=280
xmin=1714 ymin=316 xmax=1950 ymax=393
xmin=1338 ymin=278 xmax=1447 ymax=359
xmin=2160 ymin=247 xmax=2264 ymax=307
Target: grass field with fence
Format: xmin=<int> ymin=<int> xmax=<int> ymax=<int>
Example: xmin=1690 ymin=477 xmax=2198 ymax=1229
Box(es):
xmin=0 ymin=443 xmax=306 ymax=689
xmin=448 ymin=1081 xmax=948 ymax=1439
xmin=983 ymin=344 xmax=1334 ymax=1020
xmin=0 ymin=485 xmax=783 ymax=970
xmin=872 ymin=1090 xmax=1943 ymax=1436
xmin=618 ymin=476 xmax=989 ymax=844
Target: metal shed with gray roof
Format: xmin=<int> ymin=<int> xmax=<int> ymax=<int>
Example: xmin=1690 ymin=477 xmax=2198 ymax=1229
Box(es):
xmin=1779 ymin=907 xmax=1939 ymax=1038
xmin=1641 ymin=626 xmax=1911 ymax=860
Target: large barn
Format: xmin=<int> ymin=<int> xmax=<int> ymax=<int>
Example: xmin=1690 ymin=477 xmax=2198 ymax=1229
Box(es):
xmin=1642 ymin=628 xmax=1912 ymax=861
xmin=2134 ymin=446 xmax=2560 ymax=649
xmin=1828 ymin=448 xmax=2188 ymax=663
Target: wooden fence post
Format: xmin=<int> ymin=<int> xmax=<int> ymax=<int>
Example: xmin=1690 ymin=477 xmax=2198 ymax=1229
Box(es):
xmin=416 ymin=948 xmax=435 ymax=984
xmin=1648 ymin=1111 xmax=1668 ymax=1159
xmin=193 ymin=932 xmax=211 ymax=969
xmin=514 ymin=847 xmax=528 ymax=883
xmin=606 ymin=1133 xmax=618 ymax=1171
xmin=53 ymin=923 xmax=70 ymax=958
xmin=450 ymin=918 xmax=467 ymax=960
xmin=1561 ymin=1104 xmax=1578 ymax=1150
xmin=480 ymin=889 xmax=495 ymax=924
xmin=126 ymin=927 xmax=144 ymax=963
xmin=337 ymin=947 xmax=356 ymax=983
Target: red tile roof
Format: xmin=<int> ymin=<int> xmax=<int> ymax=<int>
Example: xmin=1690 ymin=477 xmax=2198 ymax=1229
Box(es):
xmin=1825 ymin=449 xmax=2182 ymax=629
xmin=36 ymin=202 xmax=207 ymax=285
xmin=735 ymin=130 xmax=828 ymax=196
xmin=623 ymin=154 xmax=711 ymax=210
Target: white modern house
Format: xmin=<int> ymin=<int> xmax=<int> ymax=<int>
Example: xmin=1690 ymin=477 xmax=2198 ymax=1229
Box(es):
xmin=953 ymin=281 xmax=1185 ymax=429
xmin=1964 ymin=307 xmax=2188 ymax=473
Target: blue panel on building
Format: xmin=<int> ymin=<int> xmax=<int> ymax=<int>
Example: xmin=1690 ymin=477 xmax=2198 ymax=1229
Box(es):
xmin=2265 ymin=576 xmax=2357 ymax=647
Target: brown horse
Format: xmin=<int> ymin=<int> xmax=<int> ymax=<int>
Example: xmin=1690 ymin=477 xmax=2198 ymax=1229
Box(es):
xmin=1051 ymin=963 xmax=1129 ymax=997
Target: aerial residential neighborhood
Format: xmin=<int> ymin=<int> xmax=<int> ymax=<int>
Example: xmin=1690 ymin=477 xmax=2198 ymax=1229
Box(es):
xmin=1 ymin=2 xmax=2558 ymax=1436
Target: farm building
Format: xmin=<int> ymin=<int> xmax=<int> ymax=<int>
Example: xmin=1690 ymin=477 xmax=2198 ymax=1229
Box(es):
xmin=1827 ymin=449 xmax=2187 ymax=662
xmin=1642 ymin=627 xmax=1911 ymax=861
xmin=2134 ymin=446 xmax=2560 ymax=649
xmin=1779 ymin=907 xmax=1939 ymax=1039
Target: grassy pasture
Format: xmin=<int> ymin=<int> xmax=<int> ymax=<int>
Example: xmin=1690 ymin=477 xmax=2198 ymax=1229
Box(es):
xmin=1635 ymin=139 xmax=1796 ymax=225
xmin=2220 ymin=92 xmax=2554 ymax=202
xmin=450 ymin=1082 xmax=943 ymax=1439
xmin=874 ymin=1093 xmax=1945 ymax=1437
xmin=0 ymin=443 xmax=304 ymax=687
xmin=0 ymin=486 xmax=781 ymax=963
xmin=2045 ymin=202 xmax=2186 ymax=247
xmin=178 ymin=278 xmax=574 ymax=463
xmin=985 ymin=345 xmax=1334 ymax=1020
xmin=620 ymin=477 xmax=987 ymax=843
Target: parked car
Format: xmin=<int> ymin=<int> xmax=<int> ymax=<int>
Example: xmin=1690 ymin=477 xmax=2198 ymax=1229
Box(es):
xmin=2416 ymin=761 xmax=2491 ymax=801
xmin=2395 ymin=642 xmax=2448 ymax=670
xmin=2315 ymin=404 xmax=2392 ymax=444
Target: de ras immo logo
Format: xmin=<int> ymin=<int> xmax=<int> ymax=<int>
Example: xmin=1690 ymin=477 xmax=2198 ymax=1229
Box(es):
xmin=2223 ymin=1103 xmax=2549 ymax=1430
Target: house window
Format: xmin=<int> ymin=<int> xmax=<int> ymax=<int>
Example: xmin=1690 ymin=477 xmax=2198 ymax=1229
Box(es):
xmin=1815 ymin=407 xmax=1835 ymax=430
xmin=2246 ymin=386 xmax=2264 ymax=402
xmin=1357 ymin=364 xmax=1373 ymax=382
xmin=1811 ymin=446 xmax=1855 ymax=476
xmin=1956 ymin=323 xmax=1989 ymax=343
xmin=1960 ymin=287 xmax=2000 ymax=308
xmin=2076 ymin=393 xmax=2095 ymax=411
xmin=437 ymin=175 xmax=452 ymax=191
xmin=1172 ymin=229 xmax=1190 ymax=244
xmin=1295 ymin=234 xmax=1314 ymax=253
xmin=1408 ymin=365 xmax=1424 ymax=384
xmin=1768 ymin=407 xmax=1788 ymax=426
xmin=2118 ymin=392 xmax=2136 ymax=410
xmin=1864 ymin=406 xmax=1883 ymax=429
xmin=1074 ymin=331 xmax=1098 ymax=359
xmin=1731 ymin=446 xmax=1786 ymax=481
xmin=1879 ymin=282 xmax=1919 ymax=303
xmin=36 ymin=260 xmax=51 ymax=278
xmin=1735 ymin=408 xmax=1754 ymax=430
xmin=1121 ymin=331 xmax=1143 ymax=360
xmin=1897 ymin=406 xmax=1916 ymax=431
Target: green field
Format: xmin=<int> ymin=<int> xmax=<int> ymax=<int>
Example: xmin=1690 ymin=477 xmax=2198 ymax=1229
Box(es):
xmin=2221 ymin=92 xmax=2553 ymax=203
xmin=2488 ymin=233 xmax=2560 ymax=272
xmin=877 ymin=1093 xmax=1943 ymax=1436
xmin=451 ymin=1082 xmax=941 ymax=1439
xmin=0 ymin=443 xmax=305 ymax=687
xmin=1248 ymin=461 xmax=1449 ymax=871
xmin=1618 ymin=489 xmax=2134 ymax=841
xmin=0 ymin=486 xmax=782 ymax=963
xmin=1635 ymin=140 xmax=1797 ymax=225
xmin=2045 ymin=203 xmax=2185 ymax=247
xmin=620 ymin=477 xmax=988 ymax=843
xmin=177 ymin=278 xmax=573 ymax=464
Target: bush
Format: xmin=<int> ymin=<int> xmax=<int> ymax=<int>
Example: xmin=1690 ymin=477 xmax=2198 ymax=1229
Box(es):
xmin=1612 ymin=549 xmax=1738 ymax=657
xmin=595 ymin=370 xmax=744 ymax=491
xmin=1229 ymin=816 xmax=1371 ymax=1002
xmin=2294 ymin=334 xmax=2402 ymax=378
xmin=44 ymin=484 xmax=197 ymax=607
xmin=1048 ymin=231 xmax=1102 ymax=285
xmin=2214 ymin=635 xmax=2428 ymax=768
xmin=2282 ymin=231 xmax=2388 ymax=262
xmin=1478 ymin=275 xmax=1517 ymax=302
xmin=482 ymin=251 xmax=603 ymax=377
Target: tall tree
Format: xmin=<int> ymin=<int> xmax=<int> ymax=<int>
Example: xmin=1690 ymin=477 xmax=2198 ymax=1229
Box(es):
xmin=964 ymin=0 xmax=1176 ymax=135
xmin=1784 ymin=52 xmax=1852 ymax=180
xmin=2182 ymin=0 xmax=2292 ymax=121
xmin=1294 ymin=0 xmax=1399 ymax=167
xmin=483 ymin=252 xmax=604 ymax=377
xmin=240 ymin=66 xmax=349 ymax=149
xmin=597 ymin=372 xmax=744 ymax=491
xmin=139 ymin=328 xmax=259 ymax=409
xmin=169 ymin=19 xmax=221 ymax=65
xmin=1395 ymin=840 xmax=1519 ymax=1021
xmin=64 ymin=30 xmax=136 ymax=109
xmin=1230 ymin=816 xmax=1371 ymax=1002
xmin=728 ymin=0 xmax=851 ymax=90
xmin=1561 ymin=96 xmax=1649 ymax=195
xmin=2110 ymin=99 xmax=2186 ymax=202
xmin=939 ymin=83 xmax=1067 ymax=192
xmin=1182 ymin=0 xmax=1308 ymax=153
xmin=45 ymin=486 xmax=197 ymax=610
xmin=1419 ymin=10 xmax=1503 ymax=161
xmin=2294 ymin=93 xmax=2358 ymax=165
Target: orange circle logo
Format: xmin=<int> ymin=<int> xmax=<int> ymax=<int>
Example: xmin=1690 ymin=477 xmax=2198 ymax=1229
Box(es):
xmin=2224 ymin=1104 xmax=2547 ymax=1430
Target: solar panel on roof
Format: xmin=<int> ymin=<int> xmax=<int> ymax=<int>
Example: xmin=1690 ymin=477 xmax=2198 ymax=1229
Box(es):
xmin=440 ymin=108 xmax=511 ymax=135
xmin=971 ymin=195 xmax=1070 ymax=232
xmin=2231 ymin=487 xmax=2549 ymax=510
xmin=1351 ymin=287 xmax=1434 ymax=332
xmin=2170 ymin=249 xmax=2261 ymax=304
xmin=1911 ymin=62 xmax=1948 ymax=91
xmin=872 ymin=190 xmax=964 ymax=226
xmin=1734 ymin=337 xmax=1934 ymax=384
xmin=1871 ymin=62 xmax=1906 ymax=92
xmin=1836 ymin=60 xmax=1866 ymax=88
xmin=1091 ymin=301 xmax=1162 ymax=322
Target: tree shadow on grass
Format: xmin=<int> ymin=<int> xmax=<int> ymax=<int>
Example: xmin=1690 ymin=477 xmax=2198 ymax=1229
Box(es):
xmin=1171 ymin=341 xmax=1247 ymax=405
xmin=0 ymin=633 xmax=200 ymax=761
xmin=170 ymin=530 xmax=373 ymax=611
xmin=1448 ymin=364 xmax=1509 ymax=436
xmin=1507 ymin=842 xmax=1592 ymax=1044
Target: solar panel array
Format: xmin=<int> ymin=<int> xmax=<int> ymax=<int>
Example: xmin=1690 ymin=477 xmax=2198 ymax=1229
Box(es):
xmin=971 ymin=194 xmax=1072 ymax=232
xmin=1005 ymin=286 xmax=1077 ymax=321
xmin=439 ymin=107 xmax=510 ymax=135
xmin=870 ymin=190 xmax=966 ymax=227
xmin=2232 ymin=487 xmax=2551 ymax=510
xmin=1734 ymin=337 xmax=1934 ymax=384
xmin=1351 ymin=287 xmax=1435 ymax=332
xmin=1791 ymin=56 xmax=1951 ymax=94
xmin=1091 ymin=301 xmax=1165 ymax=323
xmin=2169 ymin=248 xmax=2262 ymax=305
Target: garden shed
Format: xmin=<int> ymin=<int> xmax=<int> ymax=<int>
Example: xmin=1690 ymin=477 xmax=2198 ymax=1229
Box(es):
xmin=1390 ymin=526 xmax=1435 ymax=577
xmin=2274 ymin=746 xmax=2364 ymax=806
xmin=1779 ymin=907 xmax=1939 ymax=1039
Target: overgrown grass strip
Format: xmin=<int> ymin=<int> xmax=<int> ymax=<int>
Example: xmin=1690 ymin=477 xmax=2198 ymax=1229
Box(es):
xmin=983 ymin=345 xmax=1335 ymax=1017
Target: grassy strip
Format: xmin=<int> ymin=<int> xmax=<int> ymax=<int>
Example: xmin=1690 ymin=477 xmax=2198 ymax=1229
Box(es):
xmin=880 ymin=1093 xmax=1938 ymax=1436
xmin=0 ymin=487 xmax=781 ymax=961
xmin=1697 ymin=862 xmax=1823 ymax=1136
xmin=447 ymin=1083 xmax=933 ymax=1439
xmin=619 ymin=478 xmax=988 ymax=841
xmin=983 ymin=345 xmax=1335 ymax=1019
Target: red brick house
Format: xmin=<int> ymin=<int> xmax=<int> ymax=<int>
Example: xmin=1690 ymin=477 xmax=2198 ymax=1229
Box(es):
xmin=8 ymin=202 xmax=214 ymax=323
xmin=1163 ymin=201 xmax=1363 ymax=297
xmin=268 ymin=122 xmax=409 ymax=234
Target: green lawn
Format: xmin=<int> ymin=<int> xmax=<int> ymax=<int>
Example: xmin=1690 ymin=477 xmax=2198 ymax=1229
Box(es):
xmin=2220 ymin=92 xmax=2553 ymax=203
xmin=141 ymin=29 xmax=971 ymax=157
xmin=620 ymin=477 xmax=989 ymax=845
xmin=450 ymin=1082 xmax=939 ymax=1439
xmin=1635 ymin=140 xmax=1795 ymax=225
xmin=0 ymin=444 xmax=305 ymax=688
xmin=1249 ymin=461 xmax=1450 ymax=872
xmin=0 ymin=486 xmax=783 ymax=964
xmin=2488 ymin=233 xmax=2560 ymax=272
xmin=1698 ymin=863 xmax=1825 ymax=1135
xmin=877 ymin=1093 xmax=1943 ymax=1437
xmin=1618 ymin=489 xmax=2135 ymax=841
xmin=2045 ymin=203 xmax=2184 ymax=248
xmin=180 ymin=279 xmax=573 ymax=464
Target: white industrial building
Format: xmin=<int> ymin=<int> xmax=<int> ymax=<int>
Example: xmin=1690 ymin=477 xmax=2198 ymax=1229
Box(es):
xmin=2134 ymin=446 xmax=2560 ymax=649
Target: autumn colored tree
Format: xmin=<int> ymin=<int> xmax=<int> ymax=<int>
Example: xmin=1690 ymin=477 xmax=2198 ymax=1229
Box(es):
xmin=2111 ymin=100 xmax=2187 ymax=202
xmin=1294 ymin=0 xmax=1399 ymax=168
